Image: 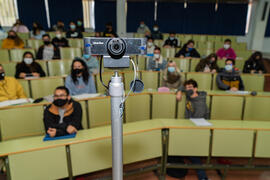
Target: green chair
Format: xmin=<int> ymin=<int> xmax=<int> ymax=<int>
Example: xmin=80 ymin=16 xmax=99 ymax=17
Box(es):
xmin=47 ymin=59 xmax=72 ymax=76
xmin=10 ymin=49 xmax=35 ymax=62
xmin=18 ymin=79 xmax=31 ymax=98
xmin=189 ymin=58 xmax=201 ymax=72
xmin=68 ymin=39 xmax=84 ymax=48
xmin=141 ymin=71 xmax=159 ymax=90
xmin=78 ymin=100 xmax=88 ymax=129
xmin=2 ymin=62 xmax=17 ymax=76
xmin=211 ymin=95 xmax=244 ymax=120
xmin=0 ymin=105 xmax=44 ymax=141
xmin=152 ymin=93 xmax=176 ymax=119
xmin=177 ymin=95 xmax=186 ymax=119
xmin=154 ymin=40 xmax=164 ymax=48
xmin=87 ymin=97 xmax=111 ymax=127
xmin=197 ymin=48 xmax=214 ymax=57
xmin=198 ymin=41 xmax=213 ymax=49
xmin=186 ymin=73 xmax=212 ymax=90
xmin=0 ymin=40 xmax=2 ymax=47
xmin=17 ymin=32 xmax=30 ymax=40
xmin=222 ymin=36 xmax=237 ymax=43
xmin=234 ymin=42 xmax=247 ymax=51
xmin=137 ymin=55 xmax=147 ymax=71
xmin=215 ymin=36 xmax=223 ymax=42
xmin=184 ymin=35 xmax=193 ymax=42
xmin=169 ymin=58 xmax=190 ymax=72
xmin=82 ymin=32 xmax=95 ymax=37
xmin=134 ymin=33 xmax=145 ymax=38
xmin=255 ymin=130 xmax=270 ymax=158
xmin=123 ymin=71 xmax=141 ymax=91
xmin=214 ymin=42 xmax=224 ymax=51
xmin=60 ymin=47 xmax=82 ymax=60
xmin=27 ymin=39 xmax=43 ymax=50
xmin=217 ymin=59 xmax=226 ymax=69
xmin=0 ymin=49 xmax=10 ymax=63
xmin=161 ymin=48 xmax=176 ymax=58
xmin=235 ymin=50 xmax=252 ymax=60
xmin=241 ymin=74 xmax=264 ymax=91
xmin=96 ymin=72 xmax=114 ymax=94
xmin=212 ymin=129 xmax=254 ymax=157
xmin=125 ymin=94 xmax=151 ymax=122
xmin=235 ymin=60 xmax=245 ymax=71
xmin=35 ymin=60 xmax=48 ymax=76
xmin=30 ymin=77 xmax=64 ymax=99
xmin=243 ymin=96 xmax=270 ymax=121
xmin=207 ymin=35 xmax=216 ymax=42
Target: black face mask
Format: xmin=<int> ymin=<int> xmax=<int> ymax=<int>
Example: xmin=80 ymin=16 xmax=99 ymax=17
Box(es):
xmin=8 ymin=35 xmax=16 ymax=39
xmin=74 ymin=69 xmax=83 ymax=75
xmin=186 ymin=89 xmax=194 ymax=97
xmin=0 ymin=72 xmax=5 ymax=80
xmin=53 ymin=99 xmax=68 ymax=107
xmin=43 ymin=41 xmax=51 ymax=45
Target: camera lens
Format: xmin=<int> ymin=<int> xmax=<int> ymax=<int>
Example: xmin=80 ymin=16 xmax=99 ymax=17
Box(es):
xmin=113 ymin=44 xmax=120 ymax=51
xmin=107 ymin=38 xmax=126 ymax=59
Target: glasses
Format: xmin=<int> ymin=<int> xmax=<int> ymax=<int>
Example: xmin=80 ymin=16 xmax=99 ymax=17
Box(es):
xmin=53 ymin=94 xmax=67 ymax=98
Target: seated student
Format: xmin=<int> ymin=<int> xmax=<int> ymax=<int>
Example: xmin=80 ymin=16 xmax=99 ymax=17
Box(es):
xmin=175 ymin=40 xmax=200 ymax=58
xmin=161 ymin=60 xmax=183 ymax=89
xmin=216 ymin=59 xmax=244 ymax=91
xmin=30 ymin=22 xmax=46 ymax=40
xmin=146 ymin=37 xmax=155 ymax=55
xmin=152 ymin=24 xmax=163 ymax=40
xmin=52 ymin=30 xmax=69 ymax=48
xmin=216 ymin=39 xmax=236 ymax=60
xmin=81 ymin=54 xmax=99 ymax=74
xmin=51 ymin=21 xmax=65 ymax=32
xmin=76 ymin=19 xmax=85 ymax=32
xmin=163 ymin=33 xmax=178 ymax=48
xmin=147 ymin=47 xmax=167 ymax=71
xmin=0 ymin=64 xmax=26 ymax=102
xmin=144 ymin=31 xmax=152 ymax=39
xmin=11 ymin=19 xmax=29 ymax=33
xmin=103 ymin=22 xmax=118 ymax=37
xmin=243 ymin=51 xmax=266 ymax=74
xmin=66 ymin=21 xmax=83 ymax=39
xmin=137 ymin=21 xmax=150 ymax=34
xmin=15 ymin=51 xmax=46 ymax=79
xmin=195 ymin=53 xmax=219 ymax=73
xmin=36 ymin=34 xmax=60 ymax=60
xmin=65 ymin=58 xmax=96 ymax=95
xmin=43 ymin=86 xmax=83 ymax=137
xmin=1 ymin=30 xmax=24 ymax=49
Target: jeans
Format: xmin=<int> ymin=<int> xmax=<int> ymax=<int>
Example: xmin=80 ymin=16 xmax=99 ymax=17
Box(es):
xmin=188 ymin=157 xmax=208 ymax=180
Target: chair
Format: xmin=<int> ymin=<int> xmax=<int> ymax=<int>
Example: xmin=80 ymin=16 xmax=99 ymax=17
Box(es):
xmin=211 ymin=95 xmax=244 ymax=120
xmin=243 ymin=96 xmax=270 ymax=121
xmin=125 ymin=94 xmax=151 ymax=123
xmin=2 ymin=62 xmax=17 ymax=76
xmin=255 ymin=130 xmax=270 ymax=158
xmin=169 ymin=58 xmax=190 ymax=72
xmin=207 ymin=35 xmax=216 ymax=42
xmin=214 ymin=42 xmax=224 ymax=51
xmin=197 ymin=48 xmax=214 ymax=57
xmin=47 ymin=59 xmax=72 ymax=76
xmin=35 ymin=60 xmax=48 ymax=76
xmin=96 ymin=72 xmax=114 ymax=94
xmin=0 ymin=105 xmax=44 ymax=141
xmin=0 ymin=49 xmax=10 ymax=63
xmin=215 ymin=36 xmax=223 ymax=42
xmin=82 ymin=32 xmax=95 ymax=37
xmin=217 ymin=59 xmax=226 ymax=69
xmin=198 ymin=41 xmax=213 ymax=49
xmin=87 ymin=97 xmax=111 ymax=127
xmin=60 ymin=47 xmax=82 ymax=60
xmin=68 ymin=39 xmax=84 ymax=48
xmin=134 ymin=33 xmax=145 ymax=38
xmin=123 ymin=71 xmax=141 ymax=91
xmin=235 ymin=50 xmax=252 ymax=60
xmin=241 ymin=74 xmax=264 ymax=91
xmin=186 ymin=73 xmax=212 ymax=90
xmin=27 ymin=39 xmax=43 ymax=50
xmin=235 ymin=60 xmax=245 ymax=71
xmin=17 ymin=32 xmax=30 ymax=40
xmin=10 ymin=49 xmax=36 ymax=62
xmin=137 ymin=55 xmax=147 ymax=71
xmin=30 ymin=77 xmax=64 ymax=99
xmin=189 ymin=58 xmax=201 ymax=72
xmin=222 ymin=36 xmax=237 ymax=43
xmin=234 ymin=43 xmax=247 ymax=51
xmin=141 ymin=71 xmax=159 ymax=90
xmin=152 ymin=93 xmax=176 ymax=119
xmin=78 ymin=100 xmax=88 ymax=129
xmin=18 ymin=79 xmax=31 ymax=98
xmin=183 ymin=34 xmax=193 ymax=42
xmin=161 ymin=48 xmax=176 ymax=58
xmin=154 ymin=40 xmax=164 ymax=48
xmin=177 ymin=95 xmax=186 ymax=119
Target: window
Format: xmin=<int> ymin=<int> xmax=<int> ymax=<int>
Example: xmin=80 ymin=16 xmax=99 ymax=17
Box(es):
xmin=82 ymin=0 xmax=95 ymax=30
xmin=0 ymin=0 xmax=18 ymax=26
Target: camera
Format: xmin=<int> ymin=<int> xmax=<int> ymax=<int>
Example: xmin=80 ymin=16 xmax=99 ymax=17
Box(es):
xmin=84 ymin=37 xmax=146 ymax=68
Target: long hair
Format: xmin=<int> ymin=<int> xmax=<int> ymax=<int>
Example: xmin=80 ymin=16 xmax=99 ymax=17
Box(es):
xmin=32 ymin=22 xmax=43 ymax=35
xmin=248 ymin=51 xmax=262 ymax=62
xmin=8 ymin=30 xmax=23 ymax=46
xmin=195 ymin=53 xmax=219 ymax=72
xmin=71 ymin=58 xmax=89 ymax=84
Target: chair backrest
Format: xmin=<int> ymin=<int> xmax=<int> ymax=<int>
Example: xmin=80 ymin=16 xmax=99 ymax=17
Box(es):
xmin=141 ymin=71 xmax=159 ymax=90
xmin=2 ymin=62 xmax=17 ymax=76
xmin=87 ymin=97 xmax=111 ymax=128
xmin=47 ymin=59 xmax=72 ymax=76
xmin=18 ymin=79 xmax=31 ymax=98
xmin=169 ymin=58 xmax=190 ymax=72
xmin=60 ymin=47 xmax=82 ymax=60
xmin=35 ymin=60 xmax=48 ymax=76
xmin=189 ymin=58 xmax=200 ymax=72
xmin=27 ymin=39 xmax=43 ymax=50
xmin=0 ymin=105 xmax=45 ymax=141
xmin=243 ymin=96 xmax=270 ymax=121
xmin=197 ymin=48 xmax=214 ymax=57
xmin=0 ymin=49 xmax=10 ymax=63
xmin=96 ymin=72 xmax=114 ymax=94
xmin=78 ymin=100 xmax=88 ymax=129
xmin=241 ymin=74 xmax=265 ymax=91
xmin=68 ymin=39 xmax=84 ymax=48
xmin=125 ymin=94 xmax=151 ymax=123
xmin=136 ymin=55 xmax=147 ymax=71
xmin=10 ymin=49 xmax=35 ymax=62
xmin=198 ymin=41 xmax=213 ymax=49
xmin=30 ymin=77 xmax=64 ymax=99
xmin=235 ymin=50 xmax=252 ymax=60
xmin=186 ymin=73 xmax=212 ymax=90
xmin=234 ymin=60 xmax=245 ymax=71
xmin=82 ymin=32 xmax=95 ymax=37
xmin=17 ymin=32 xmax=30 ymax=40
xmin=123 ymin=71 xmax=141 ymax=91
xmin=211 ymin=95 xmax=244 ymax=120
xmin=152 ymin=93 xmax=176 ymax=119
xmin=161 ymin=48 xmax=176 ymax=58
xmin=217 ymin=59 xmax=226 ymax=69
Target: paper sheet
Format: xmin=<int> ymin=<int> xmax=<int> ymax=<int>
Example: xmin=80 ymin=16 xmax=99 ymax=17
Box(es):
xmin=190 ymin=118 xmax=212 ymax=126
xmin=225 ymin=90 xmax=250 ymax=95
xmin=0 ymin=98 xmax=33 ymax=108
xmin=72 ymin=93 xmax=101 ymax=100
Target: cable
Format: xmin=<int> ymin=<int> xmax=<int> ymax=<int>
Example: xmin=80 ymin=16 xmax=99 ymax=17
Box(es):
xmin=99 ymin=56 xmax=109 ymax=91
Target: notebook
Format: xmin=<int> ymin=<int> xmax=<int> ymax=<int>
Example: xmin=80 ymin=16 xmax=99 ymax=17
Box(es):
xmin=43 ymin=133 xmax=76 ymax=141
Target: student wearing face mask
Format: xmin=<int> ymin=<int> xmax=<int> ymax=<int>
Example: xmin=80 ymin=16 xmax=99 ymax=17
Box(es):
xmin=195 ymin=53 xmax=219 ymax=73
xmin=146 ymin=37 xmax=155 ymax=55
xmin=175 ymin=40 xmax=200 ymax=58
xmin=36 ymin=34 xmax=60 ymax=60
xmin=65 ymin=58 xmax=96 ymax=95
xmin=137 ymin=21 xmax=150 ymax=34
xmin=216 ymin=39 xmax=236 ymax=60
xmin=52 ymin=30 xmax=69 ymax=47
xmin=2 ymin=30 xmax=24 ymax=49
xmin=103 ymin=22 xmax=118 ymax=37
xmin=147 ymin=47 xmax=167 ymax=71
xmin=66 ymin=21 xmax=83 ymax=39
xmin=163 ymin=33 xmax=178 ymax=48
xmin=76 ymin=19 xmax=85 ymax=32
xmin=161 ymin=60 xmax=183 ymax=89
xmin=216 ymin=59 xmax=244 ymax=91
xmin=43 ymin=86 xmax=83 ymax=137
xmin=243 ymin=51 xmax=266 ymax=74
xmin=15 ymin=52 xmax=46 ymax=79
xmin=0 ymin=64 xmax=26 ymax=102
xmin=151 ymin=24 xmax=163 ymax=40
xmin=81 ymin=54 xmax=99 ymax=74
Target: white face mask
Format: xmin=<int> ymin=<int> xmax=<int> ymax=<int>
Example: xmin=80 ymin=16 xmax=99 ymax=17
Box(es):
xmin=154 ymin=53 xmax=160 ymax=59
xmin=24 ymin=58 xmax=33 ymax=65
xmin=224 ymin=44 xmax=230 ymax=49
xmin=153 ymin=27 xmax=158 ymax=31
xmin=56 ymin=34 xmax=62 ymax=38
xmin=147 ymin=42 xmax=153 ymax=47
xmin=140 ymin=24 xmax=145 ymax=28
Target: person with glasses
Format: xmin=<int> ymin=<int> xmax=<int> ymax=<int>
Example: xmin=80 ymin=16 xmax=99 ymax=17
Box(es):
xmin=43 ymin=86 xmax=83 ymax=137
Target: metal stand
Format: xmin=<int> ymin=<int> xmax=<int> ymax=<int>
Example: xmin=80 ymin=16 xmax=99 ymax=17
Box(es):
xmin=109 ymin=71 xmax=124 ymax=180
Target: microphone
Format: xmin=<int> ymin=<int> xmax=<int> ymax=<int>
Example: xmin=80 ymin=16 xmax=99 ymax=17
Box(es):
xmin=250 ymin=91 xmax=257 ymax=96
xmin=33 ymin=97 xmax=44 ymax=103
xmin=130 ymin=79 xmax=144 ymax=93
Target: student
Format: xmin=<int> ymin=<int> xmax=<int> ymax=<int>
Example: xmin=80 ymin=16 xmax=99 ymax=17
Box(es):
xmin=36 ymin=34 xmax=60 ymax=60
xmin=76 ymin=19 xmax=85 ymax=32
xmin=216 ymin=59 xmax=244 ymax=91
xmin=11 ymin=19 xmax=29 ymax=33
xmin=161 ymin=60 xmax=182 ymax=89
xmin=52 ymin=30 xmax=69 ymax=48
xmin=0 ymin=64 xmax=26 ymax=102
xmin=81 ymin=54 xmax=99 ymax=74
xmin=43 ymin=86 xmax=83 ymax=137
xmin=243 ymin=51 xmax=266 ymax=74
xmin=66 ymin=22 xmax=83 ymax=39
xmin=195 ymin=53 xmax=219 ymax=73
xmin=1 ymin=30 xmax=24 ymax=49
xmin=30 ymin=22 xmax=46 ymax=40
xmin=15 ymin=51 xmax=46 ymax=79
xmin=175 ymin=40 xmax=200 ymax=58
xmin=216 ymin=39 xmax=236 ymax=60
xmin=147 ymin=47 xmax=167 ymax=71
xmin=146 ymin=37 xmax=155 ymax=55
xmin=103 ymin=22 xmax=118 ymax=37
xmin=163 ymin=33 xmax=178 ymax=48
xmin=151 ymin=24 xmax=163 ymax=40
xmin=51 ymin=21 xmax=65 ymax=32
xmin=137 ymin=21 xmax=150 ymax=34
xmin=65 ymin=58 xmax=96 ymax=95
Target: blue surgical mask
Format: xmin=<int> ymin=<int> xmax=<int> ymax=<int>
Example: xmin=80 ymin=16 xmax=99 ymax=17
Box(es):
xmin=188 ymin=47 xmax=193 ymax=51
xmin=168 ymin=67 xmax=175 ymax=73
xmin=83 ymin=54 xmax=90 ymax=59
xmin=70 ymin=25 xmax=76 ymax=29
xmin=169 ymin=37 xmax=175 ymax=40
xmin=225 ymin=64 xmax=233 ymax=71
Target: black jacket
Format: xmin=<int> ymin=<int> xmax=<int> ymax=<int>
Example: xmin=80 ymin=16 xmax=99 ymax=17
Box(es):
xmin=43 ymin=99 xmax=83 ymax=137
xmin=66 ymin=30 xmax=83 ymax=38
xmin=52 ymin=37 xmax=69 ymax=48
xmin=216 ymin=68 xmax=244 ymax=90
xmin=36 ymin=44 xmax=60 ymax=60
xmin=163 ymin=38 xmax=178 ymax=48
xmin=175 ymin=47 xmax=200 ymax=58
xmin=15 ymin=62 xmax=46 ymax=78
xmin=243 ymin=60 xmax=266 ymax=74
xmin=152 ymin=31 xmax=163 ymax=40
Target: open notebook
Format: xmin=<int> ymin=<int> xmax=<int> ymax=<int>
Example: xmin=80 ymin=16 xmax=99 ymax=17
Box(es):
xmin=72 ymin=93 xmax=101 ymax=100
xmin=0 ymin=98 xmax=33 ymax=108
xmin=190 ymin=118 xmax=212 ymax=127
